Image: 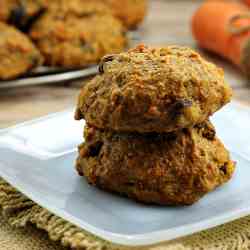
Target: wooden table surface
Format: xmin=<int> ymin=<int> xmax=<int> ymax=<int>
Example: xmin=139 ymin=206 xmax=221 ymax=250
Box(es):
xmin=0 ymin=0 xmax=249 ymax=129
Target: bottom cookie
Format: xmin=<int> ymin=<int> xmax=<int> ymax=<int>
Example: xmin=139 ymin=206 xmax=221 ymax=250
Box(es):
xmin=76 ymin=121 xmax=235 ymax=205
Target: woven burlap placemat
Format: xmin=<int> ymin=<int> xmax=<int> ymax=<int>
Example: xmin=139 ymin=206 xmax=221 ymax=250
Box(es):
xmin=1 ymin=178 xmax=250 ymax=250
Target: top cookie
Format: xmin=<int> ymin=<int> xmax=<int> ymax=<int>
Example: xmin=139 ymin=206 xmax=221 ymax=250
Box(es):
xmin=75 ymin=45 xmax=232 ymax=133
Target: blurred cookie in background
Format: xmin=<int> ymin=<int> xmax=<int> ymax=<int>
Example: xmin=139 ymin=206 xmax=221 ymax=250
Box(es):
xmin=43 ymin=0 xmax=111 ymax=17
xmin=0 ymin=0 xmax=18 ymax=23
xmin=104 ymin=0 xmax=147 ymax=29
xmin=0 ymin=0 xmax=46 ymax=31
xmin=29 ymin=5 xmax=127 ymax=68
xmin=0 ymin=22 xmax=43 ymax=80
xmin=0 ymin=0 xmax=145 ymax=82
xmin=43 ymin=0 xmax=147 ymax=29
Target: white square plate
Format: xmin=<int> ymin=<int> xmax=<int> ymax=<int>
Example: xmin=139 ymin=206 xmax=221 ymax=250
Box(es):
xmin=0 ymin=102 xmax=250 ymax=246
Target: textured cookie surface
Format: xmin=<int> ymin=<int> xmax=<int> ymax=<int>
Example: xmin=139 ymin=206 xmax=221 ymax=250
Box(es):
xmin=0 ymin=22 xmax=43 ymax=80
xmin=75 ymin=45 xmax=232 ymax=133
xmin=76 ymin=121 xmax=235 ymax=205
xmin=29 ymin=5 xmax=127 ymax=67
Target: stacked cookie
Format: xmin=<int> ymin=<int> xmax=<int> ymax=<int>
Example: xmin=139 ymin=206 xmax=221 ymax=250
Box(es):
xmin=75 ymin=45 xmax=236 ymax=205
